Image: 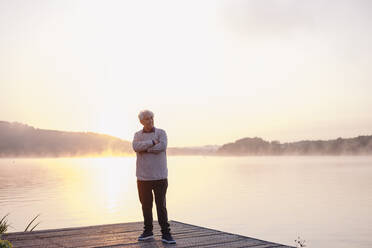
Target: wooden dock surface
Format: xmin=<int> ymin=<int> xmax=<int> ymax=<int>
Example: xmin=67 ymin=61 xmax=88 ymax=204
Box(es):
xmin=1 ymin=220 xmax=295 ymax=248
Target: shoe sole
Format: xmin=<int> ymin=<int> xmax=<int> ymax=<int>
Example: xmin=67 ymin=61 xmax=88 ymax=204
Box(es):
xmin=162 ymin=239 xmax=176 ymax=244
xmin=138 ymin=235 xmax=154 ymax=241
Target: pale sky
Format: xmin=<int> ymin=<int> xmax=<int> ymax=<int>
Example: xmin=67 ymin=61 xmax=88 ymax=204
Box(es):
xmin=1 ymin=0 xmax=371 ymax=147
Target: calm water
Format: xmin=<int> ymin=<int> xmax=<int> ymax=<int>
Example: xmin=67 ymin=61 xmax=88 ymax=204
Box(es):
xmin=0 ymin=156 xmax=371 ymax=248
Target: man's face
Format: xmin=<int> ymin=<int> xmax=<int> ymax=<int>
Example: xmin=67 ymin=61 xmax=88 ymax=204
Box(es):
xmin=140 ymin=114 xmax=154 ymax=129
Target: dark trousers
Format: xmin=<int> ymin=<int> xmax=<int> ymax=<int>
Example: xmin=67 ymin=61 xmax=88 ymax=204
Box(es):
xmin=137 ymin=178 xmax=171 ymax=234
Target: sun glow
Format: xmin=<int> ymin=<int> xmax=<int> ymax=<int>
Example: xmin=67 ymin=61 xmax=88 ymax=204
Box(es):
xmin=1 ymin=0 xmax=371 ymax=147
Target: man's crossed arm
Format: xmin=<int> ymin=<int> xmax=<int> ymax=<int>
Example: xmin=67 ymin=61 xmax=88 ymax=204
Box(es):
xmin=132 ymin=130 xmax=167 ymax=154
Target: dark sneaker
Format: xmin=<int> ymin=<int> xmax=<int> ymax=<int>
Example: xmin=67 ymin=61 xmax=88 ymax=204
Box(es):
xmin=161 ymin=233 xmax=176 ymax=244
xmin=138 ymin=230 xmax=154 ymax=241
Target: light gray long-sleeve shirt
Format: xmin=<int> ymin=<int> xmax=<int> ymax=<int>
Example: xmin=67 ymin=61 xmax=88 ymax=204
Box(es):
xmin=132 ymin=127 xmax=168 ymax=181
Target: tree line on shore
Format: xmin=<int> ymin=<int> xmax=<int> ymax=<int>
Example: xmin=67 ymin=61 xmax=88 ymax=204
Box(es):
xmin=0 ymin=121 xmax=132 ymax=157
xmin=1 ymin=121 xmax=372 ymax=157
xmin=216 ymin=136 xmax=372 ymax=155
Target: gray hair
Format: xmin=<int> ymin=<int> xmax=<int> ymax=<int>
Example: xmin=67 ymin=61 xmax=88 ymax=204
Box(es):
xmin=138 ymin=110 xmax=154 ymax=121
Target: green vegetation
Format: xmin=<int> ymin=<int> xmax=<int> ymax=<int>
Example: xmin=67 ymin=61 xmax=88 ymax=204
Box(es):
xmin=0 ymin=214 xmax=12 ymax=247
xmin=0 ymin=214 xmax=11 ymax=235
xmin=24 ymin=214 xmax=41 ymax=232
xmin=0 ymin=240 xmax=12 ymax=248
xmin=294 ymin=236 xmax=306 ymax=247
xmin=0 ymin=213 xmax=41 ymax=247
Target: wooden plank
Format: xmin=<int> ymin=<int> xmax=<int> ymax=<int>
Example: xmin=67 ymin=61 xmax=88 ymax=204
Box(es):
xmin=2 ymin=221 xmax=199 ymax=242
xmin=1 ymin=220 xmax=295 ymax=248
xmin=2 ymin=222 xmax=205 ymax=248
xmin=171 ymin=221 xmax=292 ymax=248
xmin=49 ymin=229 xmax=222 ymax=247
xmin=4 ymin=221 xmax=200 ymax=239
xmin=197 ymin=241 xmax=294 ymax=248
xmin=104 ymin=233 xmax=250 ymax=248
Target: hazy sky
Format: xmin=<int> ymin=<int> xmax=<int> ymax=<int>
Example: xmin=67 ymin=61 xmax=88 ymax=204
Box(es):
xmin=1 ymin=0 xmax=371 ymax=147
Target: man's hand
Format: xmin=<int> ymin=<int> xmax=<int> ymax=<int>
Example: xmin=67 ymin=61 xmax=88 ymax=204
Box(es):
xmin=153 ymin=139 xmax=160 ymax=145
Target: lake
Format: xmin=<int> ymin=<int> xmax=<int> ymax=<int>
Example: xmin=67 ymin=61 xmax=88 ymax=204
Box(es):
xmin=0 ymin=156 xmax=371 ymax=248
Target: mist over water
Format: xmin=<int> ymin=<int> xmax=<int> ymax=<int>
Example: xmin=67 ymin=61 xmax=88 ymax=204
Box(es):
xmin=1 ymin=156 xmax=371 ymax=248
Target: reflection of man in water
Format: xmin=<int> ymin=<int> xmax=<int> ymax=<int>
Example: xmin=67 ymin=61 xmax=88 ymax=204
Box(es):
xmin=132 ymin=110 xmax=176 ymax=244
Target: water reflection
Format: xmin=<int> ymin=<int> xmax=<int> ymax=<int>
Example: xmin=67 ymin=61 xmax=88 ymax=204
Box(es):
xmin=0 ymin=156 xmax=372 ymax=248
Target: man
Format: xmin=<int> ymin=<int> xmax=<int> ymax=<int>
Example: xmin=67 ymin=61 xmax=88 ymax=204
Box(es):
xmin=132 ymin=110 xmax=176 ymax=244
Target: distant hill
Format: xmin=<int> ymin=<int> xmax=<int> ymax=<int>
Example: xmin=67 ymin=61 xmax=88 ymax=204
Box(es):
xmin=217 ymin=136 xmax=372 ymax=155
xmin=0 ymin=121 xmax=132 ymax=157
xmin=2 ymin=120 xmax=372 ymax=157
xmin=0 ymin=121 xmax=217 ymax=157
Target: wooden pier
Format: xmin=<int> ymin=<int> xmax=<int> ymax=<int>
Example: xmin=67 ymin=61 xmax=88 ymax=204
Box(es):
xmin=1 ymin=220 xmax=295 ymax=248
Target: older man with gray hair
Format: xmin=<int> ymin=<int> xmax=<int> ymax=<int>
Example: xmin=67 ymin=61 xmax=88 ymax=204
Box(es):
xmin=132 ymin=110 xmax=176 ymax=244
